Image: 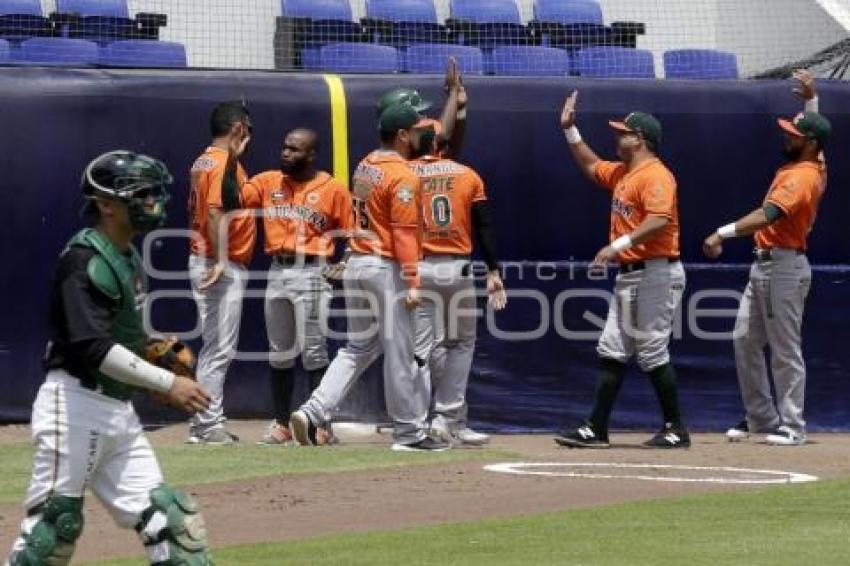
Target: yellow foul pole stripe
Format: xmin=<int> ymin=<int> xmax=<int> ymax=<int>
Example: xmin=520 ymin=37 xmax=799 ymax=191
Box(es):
xmin=322 ymin=74 xmax=349 ymax=187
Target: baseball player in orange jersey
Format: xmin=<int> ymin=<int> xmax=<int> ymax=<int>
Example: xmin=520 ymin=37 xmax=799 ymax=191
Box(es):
xmin=187 ymin=101 xmax=256 ymax=445
xmin=704 ymin=71 xmax=831 ymax=446
xmin=554 ymin=91 xmax=690 ymax=449
xmin=291 ymin=102 xmax=451 ymax=451
xmin=236 ymin=128 xmax=353 ymax=445
xmin=412 ymin=118 xmax=506 ymax=446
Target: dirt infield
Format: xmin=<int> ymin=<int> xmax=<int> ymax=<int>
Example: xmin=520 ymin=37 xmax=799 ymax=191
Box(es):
xmin=2 ymin=421 xmax=850 ymax=563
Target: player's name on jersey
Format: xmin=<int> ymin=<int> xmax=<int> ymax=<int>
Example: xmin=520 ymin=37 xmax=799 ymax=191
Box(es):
xmin=353 ymin=163 xmax=385 ymax=186
xmin=420 ymin=175 xmax=457 ymax=195
xmin=412 ymin=161 xmax=465 ymax=177
xmin=264 ymin=204 xmax=329 ymax=230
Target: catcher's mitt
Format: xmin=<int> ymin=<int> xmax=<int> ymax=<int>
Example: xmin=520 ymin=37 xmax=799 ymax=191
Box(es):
xmin=145 ymin=338 xmax=196 ymax=379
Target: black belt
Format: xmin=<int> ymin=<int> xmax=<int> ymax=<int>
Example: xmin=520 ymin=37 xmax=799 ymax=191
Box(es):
xmin=273 ymin=253 xmax=324 ymax=266
xmin=619 ymin=257 xmax=680 ymax=274
xmin=753 ymin=248 xmax=804 ymax=262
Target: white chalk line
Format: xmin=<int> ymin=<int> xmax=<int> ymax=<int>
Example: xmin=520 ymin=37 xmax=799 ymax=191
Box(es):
xmin=483 ymin=462 xmax=819 ymax=484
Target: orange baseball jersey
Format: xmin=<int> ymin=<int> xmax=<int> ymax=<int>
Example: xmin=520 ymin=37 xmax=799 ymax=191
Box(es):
xmin=411 ymin=155 xmax=486 ymax=256
xmin=755 ymin=156 xmax=827 ymax=251
xmin=188 ymin=146 xmax=256 ymax=266
xmin=594 ymin=158 xmax=680 ymax=264
xmin=349 ymin=151 xmax=422 ymax=259
xmin=241 ymin=170 xmax=353 ymax=257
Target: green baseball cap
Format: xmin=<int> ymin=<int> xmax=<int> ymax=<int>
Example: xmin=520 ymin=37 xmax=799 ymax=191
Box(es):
xmin=778 ymin=111 xmax=831 ymax=145
xmin=376 ymin=88 xmax=433 ymax=116
xmin=609 ymin=112 xmax=662 ymax=148
xmin=378 ymin=103 xmax=431 ymax=135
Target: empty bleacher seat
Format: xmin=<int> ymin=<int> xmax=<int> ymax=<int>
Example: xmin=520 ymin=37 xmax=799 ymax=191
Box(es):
xmin=53 ymin=0 xmax=166 ymax=44
xmin=16 ymin=37 xmax=99 ymax=64
xmin=364 ymin=0 xmax=443 ymax=46
xmin=101 ymin=40 xmax=186 ymax=68
xmin=576 ymin=46 xmax=654 ymax=78
xmin=449 ymin=0 xmax=527 ymax=48
xmin=405 ymin=43 xmax=483 ymax=74
xmin=1 ymin=0 xmax=43 ymax=16
xmin=0 ymin=38 xmax=10 ymax=61
xmin=366 ymin=0 xmax=438 ymax=23
xmin=56 ymin=0 xmax=129 ymax=18
xmin=489 ymin=45 xmax=571 ymax=76
xmin=283 ymin=0 xmax=352 ymax=20
xmin=281 ymin=0 xmax=361 ymax=58
xmin=664 ymin=49 xmax=738 ymax=79
xmin=0 ymin=0 xmax=53 ymax=42
xmin=308 ymin=42 xmax=399 ymax=73
xmin=535 ymin=0 xmax=604 ymax=25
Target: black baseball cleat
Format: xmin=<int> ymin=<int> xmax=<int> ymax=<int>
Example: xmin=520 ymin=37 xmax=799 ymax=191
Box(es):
xmin=392 ymin=436 xmax=451 ymax=452
xmin=554 ymin=424 xmax=610 ymax=449
xmin=644 ymin=423 xmax=691 ymax=448
xmin=290 ymin=410 xmax=318 ymax=446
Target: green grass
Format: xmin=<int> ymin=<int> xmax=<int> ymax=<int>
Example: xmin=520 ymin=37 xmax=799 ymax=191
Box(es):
xmin=0 ymin=442 xmax=516 ymax=505
xmin=91 ymin=477 xmax=850 ymax=566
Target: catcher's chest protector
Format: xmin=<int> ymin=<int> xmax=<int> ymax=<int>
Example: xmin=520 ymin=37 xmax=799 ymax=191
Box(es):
xmin=67 ymin=228 xmax=147 ymax=400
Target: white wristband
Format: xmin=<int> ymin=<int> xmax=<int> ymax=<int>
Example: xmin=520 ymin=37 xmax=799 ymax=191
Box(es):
xmin=805 ymin=95 xmax=819 ymax=113
xmin=457 ymin=107 xmax=467 ymax=120
xmin=99 ymin=344 xmax=176 ymax=394
xmin=717 ymin=223 xmax=737 ymax=239
xmin=611 ymin=235 xmax=633 ymax=253
xmin=564 ymin=126 xmax=582 ymax=145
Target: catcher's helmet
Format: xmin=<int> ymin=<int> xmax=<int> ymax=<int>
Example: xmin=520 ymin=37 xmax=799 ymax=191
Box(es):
xmin=376 ymin=88 xmax=432 ymax=116
xmin=82 ymin=150 xmax=173 ymax=232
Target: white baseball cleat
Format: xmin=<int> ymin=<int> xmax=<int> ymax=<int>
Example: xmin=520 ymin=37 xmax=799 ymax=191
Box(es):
xmin=765 ymin=425 xmax=806 ymax=446
xmin=726 ymin=420 xmax=751 ymax=442
xmin=453 ymin=427 xmax=490 ymax=446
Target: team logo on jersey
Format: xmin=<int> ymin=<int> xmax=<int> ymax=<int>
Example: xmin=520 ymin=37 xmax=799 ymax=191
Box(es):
xmin=397 ymin=186 xmax=414 ymax=204
xmin=191 ymin=155 xmax=216 ymax=172
xmin=307 ymin=192 xmax=320 ymax=204
xmin=271 ymin=190 xmax=285 ymax=203
xmin=611 ymin=197 xmax=634 ymax=219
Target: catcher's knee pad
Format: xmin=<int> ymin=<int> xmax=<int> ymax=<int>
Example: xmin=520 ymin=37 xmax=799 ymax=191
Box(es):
xmin=136 ymin=484 xmax=212 ymax=566
xmin=11 ymin=495 xmax=84 ymax=566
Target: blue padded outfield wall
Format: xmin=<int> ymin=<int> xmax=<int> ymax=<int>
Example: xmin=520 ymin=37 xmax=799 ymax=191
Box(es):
xmin=1 ymin=68 xmax=849 ymax=431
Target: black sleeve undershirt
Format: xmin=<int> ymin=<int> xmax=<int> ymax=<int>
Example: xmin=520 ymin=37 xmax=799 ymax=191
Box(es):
xmin=46 ymin=247 xmax=117 ymax=374
xmin=471 ymin=201 xmax=499 ymax=271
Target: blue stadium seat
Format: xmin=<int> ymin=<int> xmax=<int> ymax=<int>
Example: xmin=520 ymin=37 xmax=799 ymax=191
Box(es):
xmin=16 ymin=37 xmax=99 ymax=64
xmin=101 ymin=40 xmax=186 ymax=67
xmin=282 ymin=0 xmax=361 ymax=51
xmin=56 ymin=0 xmax=129 ymax=18
xmin=576 ymin=46 xmax=654 ymax=78
xmin=0 ymin=0 xmax=43 ymax=16
xmin=534 ymin=0 xmax=603 ymax=25
xmin=449 ymin=0 xmax=527 ymax=48
xmin=309 ymin=42 xmax=399 ymax=73
xmin=489 ymin=45 xmax=572 ymax=76
xmin=405 ymin=43 xmax=483 ymax=75
xmin=283 ymin=0 xmax=352 ymax=20
xmin=664 ymin=49 xmax=738 ymax=79
xmin=532 ymin=0 xmax=612 ymax=49
xmin=0 ymin=38 xmax=10 ymax=60
xmin=366 ymin=0 xmax=437 ymax=23
xmin=0 ymin=0 xmax=52 ymax=41
xmin=451 ymin=0 xmax=521 ymax=24
xmin=365 ymin=0 xmax=442 ymax=47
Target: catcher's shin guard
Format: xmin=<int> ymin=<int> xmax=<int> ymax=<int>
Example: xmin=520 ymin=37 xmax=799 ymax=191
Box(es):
xmin=136 ymin=485 xmax=213 ymax=565
xmin=10 ymin=495 xmax=84 ymax=566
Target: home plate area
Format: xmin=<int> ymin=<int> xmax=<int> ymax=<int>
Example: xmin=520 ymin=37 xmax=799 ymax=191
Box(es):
xmin=484 ymin=462 xmax=819 ymax=484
